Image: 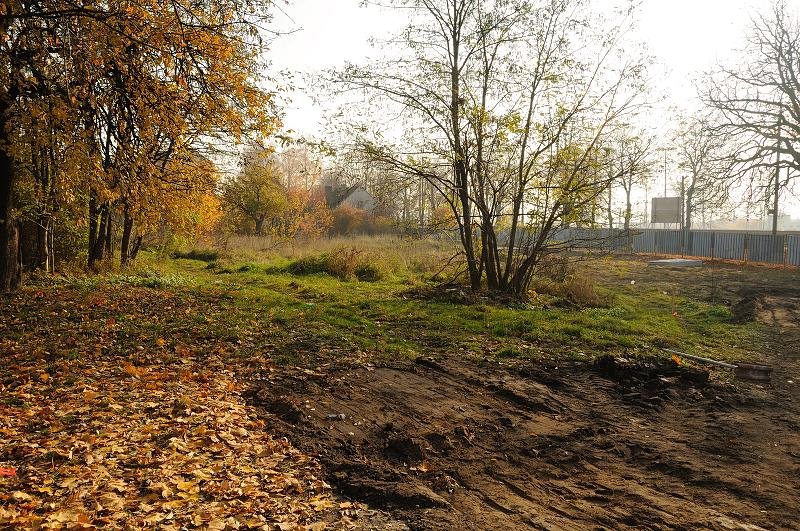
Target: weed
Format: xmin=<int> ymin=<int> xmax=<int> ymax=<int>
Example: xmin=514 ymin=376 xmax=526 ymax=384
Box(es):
xmin=172 ymin=248 xmax=220 ymax=262
xmin=354 ymin=262 xmax=384 ymax=282
xmin=532 ymin=273 xmax=606 ymax=307
xmin=286 ymin=248 xmax=384 ymax=282
xmin=112 ymin=270 xmax=191 ymax=289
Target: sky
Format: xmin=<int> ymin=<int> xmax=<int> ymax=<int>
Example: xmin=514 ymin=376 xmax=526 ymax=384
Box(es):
xmin=266 ymin=0 xmax=800 ymax=219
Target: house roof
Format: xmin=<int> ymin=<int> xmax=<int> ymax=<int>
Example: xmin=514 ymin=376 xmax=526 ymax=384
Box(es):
xmin=325 ymin=184 xmax=363 ymax=209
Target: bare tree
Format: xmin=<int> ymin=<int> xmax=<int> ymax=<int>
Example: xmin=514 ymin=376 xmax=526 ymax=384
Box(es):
xmin=604 ymin=131 xmax=655 ymax=231
xmin=705 ymin=1 xmax=800 ymax=232
xmin=673 ymin=116 xmax=730 ymax=230
xmin=336 ymin=0 xmax=647 ymax=295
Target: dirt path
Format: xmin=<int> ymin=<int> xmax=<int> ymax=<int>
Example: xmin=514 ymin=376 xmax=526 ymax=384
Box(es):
xmin=250 ymin=311 xmax=800 ymax=529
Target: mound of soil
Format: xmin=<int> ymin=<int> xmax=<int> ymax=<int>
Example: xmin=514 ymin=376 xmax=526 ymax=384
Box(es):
xmin=248 ymin=355 xmax=799 ymax=530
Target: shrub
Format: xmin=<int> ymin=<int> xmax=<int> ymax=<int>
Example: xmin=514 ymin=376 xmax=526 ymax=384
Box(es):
xmin=354 ymin=262 xmax=384 ymax=282
xmin=287 ymin=248 xmax=383 ymax=281
xmin=171 ymin=248 xmax=220 ymax=262
xmin=562 ymin=274 xmax=603 ymax=307
xmin=113 ymin=270 xmax=191 ymax=289
xmin=330 ymin=205 xmax=367 ymax=236
xmin=531 ymin=272 xmax=605 ymax=307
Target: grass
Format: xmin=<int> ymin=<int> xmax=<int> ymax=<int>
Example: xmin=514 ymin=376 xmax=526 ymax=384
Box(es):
xmin=95 ymin=241 xmax=769 ymax=366
xmin=8 ymin=237 xmax=776 ymax=370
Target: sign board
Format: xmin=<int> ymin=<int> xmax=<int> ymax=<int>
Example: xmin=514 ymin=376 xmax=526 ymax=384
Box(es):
xmin=651 ymin=197 xmax=682 ymax=224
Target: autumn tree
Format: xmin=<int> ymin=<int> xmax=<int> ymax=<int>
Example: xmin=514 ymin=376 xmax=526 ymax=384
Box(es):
xmin=1 ymin=0 xmax=278 ymax=289
xmin=605 ymin=131 xmax=655 ymax=231
xmin=222 ymin=154 xmax=288 ymax=235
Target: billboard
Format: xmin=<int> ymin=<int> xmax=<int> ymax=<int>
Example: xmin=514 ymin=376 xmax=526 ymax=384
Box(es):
xmin=651 ymin=197 xmax=682 ymax=224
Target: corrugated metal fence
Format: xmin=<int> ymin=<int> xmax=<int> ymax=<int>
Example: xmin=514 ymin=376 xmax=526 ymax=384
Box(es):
xmin=545 ymin=228 xmax=800 ymax=266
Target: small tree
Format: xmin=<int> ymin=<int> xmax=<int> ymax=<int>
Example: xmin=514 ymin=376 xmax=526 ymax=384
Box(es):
xmin=608 ymin=132 xmax=655 ymax=231
xmin=338 ymin=0 xmax=647 ymax=295
xmin=222 ymin=156 xmax=287 ymax=235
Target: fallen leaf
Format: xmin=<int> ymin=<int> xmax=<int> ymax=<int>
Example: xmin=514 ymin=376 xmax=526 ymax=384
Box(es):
xmin=10 ymin=491 xmax=32 ymax=503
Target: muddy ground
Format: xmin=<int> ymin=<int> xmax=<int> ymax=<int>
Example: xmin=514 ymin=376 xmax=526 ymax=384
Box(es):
xmin=249 ymin=270 xmax=800 ymax=530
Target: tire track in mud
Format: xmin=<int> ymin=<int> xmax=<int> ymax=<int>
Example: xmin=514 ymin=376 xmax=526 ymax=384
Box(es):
xmin=248 ymin=354 xmax=799 ymax=529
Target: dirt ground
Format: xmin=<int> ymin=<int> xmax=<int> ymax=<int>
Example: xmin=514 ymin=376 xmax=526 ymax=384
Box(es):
xmin=248 ymin=266 xmax=800 ymax=530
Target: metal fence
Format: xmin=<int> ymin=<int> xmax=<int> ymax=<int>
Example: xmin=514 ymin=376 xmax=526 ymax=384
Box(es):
xmin=543 ymin=228 xmax=800 ymax=266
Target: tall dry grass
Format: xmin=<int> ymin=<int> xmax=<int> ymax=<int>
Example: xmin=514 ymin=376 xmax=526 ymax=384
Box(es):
xmin=220 ymin=234 xmax=462 ymax=276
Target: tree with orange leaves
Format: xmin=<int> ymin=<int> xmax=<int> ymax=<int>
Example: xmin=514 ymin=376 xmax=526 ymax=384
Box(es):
xmin=1 ymin=0 xmax=279 ymax=288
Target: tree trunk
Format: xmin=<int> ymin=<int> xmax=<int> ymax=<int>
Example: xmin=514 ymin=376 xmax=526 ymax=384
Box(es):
xmin=684 ymin=189 xmax=694 ymax=231
xmin=130 ymin=235 xmax=143 ymax=261
xmin=121 ymin=205 xmax=133 ymax=266
xmin=104 ymin=208 xmax=113 ymax=259
xmin=449 ymin=22 xmax=480 ymax=290
xmin=35 ymin=214 xmax=51 ymax=271
xmin=254 ymin=216 xmax=265 ymax=235
xmin=89 ymin=202 xmax=107 ymax=267
xmin=0 ymin=100 xmax=21 ymax=292
xmin=623 ymin=187 xmax=632 ymax=231
xmin=88 ymin=193 xmax=100 ymax=267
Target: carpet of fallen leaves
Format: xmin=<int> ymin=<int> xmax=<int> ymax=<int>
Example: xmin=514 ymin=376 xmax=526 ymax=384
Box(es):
xmin=0 ymin=284 xmax=359 ymax=530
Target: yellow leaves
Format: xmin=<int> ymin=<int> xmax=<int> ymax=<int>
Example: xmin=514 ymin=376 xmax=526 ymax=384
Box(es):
xmin=59 ymin=477 xmax=80 ymax=490
xmin=121 ymin=362 xmax=145 ymax=379
xmin=98 ymin=492 xmax=125 ymax=511
xmin=151 ymin=482 xmax=174 ymax=499
xmin=0 ymin=289 xmax=340 ymax=529
xmin=82 ymin=389 xmax=100 ymax=401
xmin=10 ymin=491 xmax=33 ymax=503
xmin=309 ymin=497 xmax=333 ymax=512
xmin=156 ymin=337 xmax=167 ymax=347
xmin=45 ymin=508 xmax=92 ymax=527
xmin=176 ymin=480 xmax=200 ymax=497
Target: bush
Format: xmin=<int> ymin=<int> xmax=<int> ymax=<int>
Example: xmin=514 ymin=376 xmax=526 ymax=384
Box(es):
xmin=287 ymin=248 xmax=384 ymax=281
xmin=171 ymin=248 xmax=219 ymax=262
xmin=354 ymin=262 xmax=384 ymax=282
xmin=562 ymin=275 xmax=604 ymax=307
xmin=531 ymin=272 xmax=605 ymax=307
xmin=112 ymin=270 xmax=191 ymax=289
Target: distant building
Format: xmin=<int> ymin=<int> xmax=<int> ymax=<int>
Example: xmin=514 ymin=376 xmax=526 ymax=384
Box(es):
xmin=324 ymin=184 xmax=376 ymax=212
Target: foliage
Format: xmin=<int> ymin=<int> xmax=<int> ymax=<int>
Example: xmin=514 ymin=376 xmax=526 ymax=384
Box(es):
xmin=222 ymin=156 xmax=288 ymax=235
xmin=286 ymin=248 xmax=385 ymax=281
xmin=330 ymin=205 xmax=367 ymax=236
xmin=172 ymin=249 xmax=221 ymax=262
xmin=221 ymin=153 xmax=333 ymax=239
xmin=335 ymin=0 xmax=648 ymax=295
xmin=0 ymin=0 xmax=280 ymax=288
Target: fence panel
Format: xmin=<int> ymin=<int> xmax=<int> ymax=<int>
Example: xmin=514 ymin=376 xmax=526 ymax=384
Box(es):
xmin=748 ymin=234 xmax=785 ymax=264
xmin=688 ymin=231 xmax=713 ymax=257
xmin=712 ymin=232 xmax=746 ymax=261
xmin=632 ymin=230 xmax=655 ymax=253
xmin=508 ymin=227 xmax=799 ymax=265
xmin=788 ymin=235 xmax=800 ymax=266
xmin=654 ymin=230 xmax=683 ymax=255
